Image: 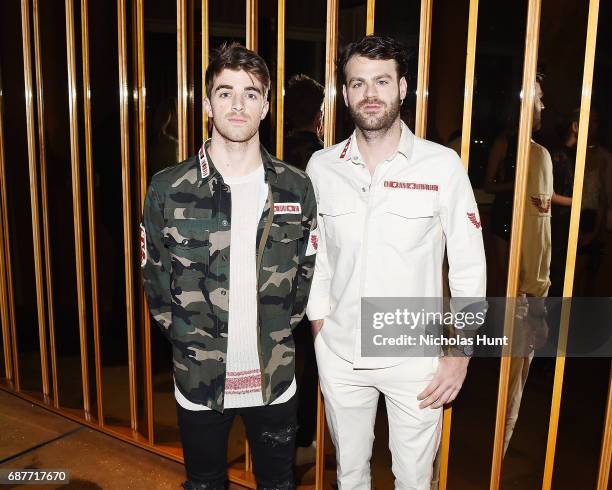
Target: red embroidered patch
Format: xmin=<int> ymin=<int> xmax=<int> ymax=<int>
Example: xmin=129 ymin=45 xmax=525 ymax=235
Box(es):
xmin=467 ymin=212 xmax=481 ymax=229
xmin=530 ymin=196 xmax=551 ymax=213
xmin=139 ymin=223 xmax=147 ymax=267
xmin=274 ymin=203 xmax=301 ymax=214
xmin=198 ymin=146 xmax=210 ymax=178
xmin=339 ymin=139 xmax=351 ymax=159
xmin=310 ymin=234 xmax=318 ymax=251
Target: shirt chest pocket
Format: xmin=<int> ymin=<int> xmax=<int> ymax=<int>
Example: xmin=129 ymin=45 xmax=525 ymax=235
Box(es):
xmin=163 ymin=208 xmax=212 ymax=275
xmin=265 ymin=221 xmax=304 ymax=267
xmin=318 ymin=196 xmax=358 ymax=248
xmin=382 ymin=194 xmax=439 ymax=251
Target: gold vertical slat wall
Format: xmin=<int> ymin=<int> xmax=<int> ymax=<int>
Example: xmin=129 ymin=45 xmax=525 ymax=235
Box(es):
xmin=490 ymin=0 xmax=542 ymax=487
xmin=0 ymin=2 xmax=609 ymax=490
xmin=117 ymin=0 xmax=138 ymax=432
xmin=201 ymin=0 xmax=209 ymax=140
xmin=542 ymin=1 xmax=600 ymax=488
xmin=80 ymin=0 xmax=104 ymax=425
xmin=366 ymin=0 xmax=375 ymax=35
xmin=597 ymin=366 xmax=612 ymax=489
xmin=414 ymin=0 xmax=433 ymax=138
xmin=275 ymin=0 xmax=285 ymax=159
xmin=178 ymin=0 xmax=189 ymax=161
xmin=32 ymin=0 xmax=59 ymax=408
xmin=0 ymin=72 xmax=17 ymax=388
xmin=65 ymin=0 xmax=92 ymax=418
xmin=436 ymin=2 xmax=480 ymax=489
xmin=20 ymin=0 xmax=50 ymax=398
xmin=134 ymin=0 xmax=154 ymax=443
xmin=0 ymin=73 xmax=12 ymax=383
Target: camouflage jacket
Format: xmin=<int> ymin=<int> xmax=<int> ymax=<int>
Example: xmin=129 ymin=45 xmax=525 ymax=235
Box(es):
xmin=141 ymin=140 xmax=317 ymax=412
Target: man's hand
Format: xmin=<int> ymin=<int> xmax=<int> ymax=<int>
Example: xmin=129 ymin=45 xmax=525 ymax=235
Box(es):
xmin=311 ymin=319 xmax=324 ymax=339
xmin=417 ymin=357 xmax=470 ymax=409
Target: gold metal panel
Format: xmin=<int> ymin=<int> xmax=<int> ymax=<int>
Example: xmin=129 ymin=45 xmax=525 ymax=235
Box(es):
xmin=489 ymin=0 xmax=542 ymax=487
xmin=0 ymin=14 xmax=16 ymax=387
xmin=0 ymin=77 xmax=17 ymax=389
xmin=366 ymin=0 xmax=375 ymax=35
xmin=246 ymin=0 xmax=258 ymax=52
xmin=79 ymin=0 xmax=103 ymax=425
xmin=178 ymin=0 xmax=189 ymax=160
xmin=541 ymin=1 xmax=600 ymax=488
xmin=32 ymin=0 xmax=59 ymax=407
xmin=133 ymin=0 xmax=153 ymax=443
xmin=597 ymin=366 xmax=612 ymax=490
xmin=275 ymin=0 xmax=285 ymax=159
xmin=65 ymin=0 xmax=92 ymax=418
xmin=323 ymin=0 xmax=338 ymax=147
xmin=20 ymin=0 xmax=50 ymax=398
xmin=414 ymin=0 xmax=433 ymax=138
xmin=0 ymin=103 xmax=12 ymax=381
xmin=202 ymin=0 xmax=209 ymax=140
xmin=438 ymin=3 xmax=480 ymax=488
xmin=117 ymin=0 xmax=138 ymax=432
xmin=459 ymin=0 xmax=479 ymax=170
xmin=188 ymin=0 xmax=195 ymax=154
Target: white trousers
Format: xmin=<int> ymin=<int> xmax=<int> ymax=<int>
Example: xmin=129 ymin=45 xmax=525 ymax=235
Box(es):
xmin=315 ymin=334 xmax=443 ymax=490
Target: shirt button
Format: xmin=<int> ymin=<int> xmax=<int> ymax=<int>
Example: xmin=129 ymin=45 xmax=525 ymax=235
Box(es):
xmin=362 ymin=187 xmax=367 ymax=192
xmin=221 ymin=219 xmax=228 ymax=227
xmin=221 ymin=290 xmax=227 ymax=296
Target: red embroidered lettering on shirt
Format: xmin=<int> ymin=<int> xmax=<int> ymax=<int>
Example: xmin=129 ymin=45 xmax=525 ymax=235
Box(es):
xmin=274 ymin=203 xmax=302 ymax=214
xmin=339 ymin=139 xmax=351 ymax=159
xmin=139 ymin=223 xmax=147 ymax=267
xmin=384 ymin=180 xmax=439 ymax=191
xmin=198 ymin=146 xmax=210 ymax=178
xmin=467 ymin=212 xmax=481 ymax=229
xmin=530 ymin=196 xmax=551 ymax=213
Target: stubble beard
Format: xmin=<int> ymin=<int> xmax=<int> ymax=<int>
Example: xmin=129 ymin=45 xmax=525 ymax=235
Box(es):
xmin=212 ymin=114 xmax=260 ymax=146
xmin=348 ymin=96 xmax=401 ymax=134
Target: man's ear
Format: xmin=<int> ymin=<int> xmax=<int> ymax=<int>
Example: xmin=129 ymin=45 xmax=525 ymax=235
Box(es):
xmin=260 ymin=99 xmax=270 ymax=120
xmin=399 ymin=76 xmax=407 ymax=102
xmin=204 ymin=97 xmax=213 ymax=118
xmin=342 ymin=84 xmax=349 ymax=108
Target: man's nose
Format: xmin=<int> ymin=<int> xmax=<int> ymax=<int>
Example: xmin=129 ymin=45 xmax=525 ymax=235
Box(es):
xmin=364 ymin=82 xmax=378 ymax=99
xmin=232 ymin=93 xmax=244 ymax=111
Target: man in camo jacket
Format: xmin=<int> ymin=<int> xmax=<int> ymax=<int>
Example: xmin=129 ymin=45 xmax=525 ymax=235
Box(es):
xmin=141 ymin=43 xmax=317 ymax=490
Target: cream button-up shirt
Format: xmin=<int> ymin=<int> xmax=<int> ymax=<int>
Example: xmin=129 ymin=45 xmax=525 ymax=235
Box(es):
xmin=306 ymin=123 xmax=487 ymax=369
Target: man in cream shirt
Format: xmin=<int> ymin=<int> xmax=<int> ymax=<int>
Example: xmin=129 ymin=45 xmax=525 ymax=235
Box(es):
xmin=306 ymin=35 xmax=486 ymax=489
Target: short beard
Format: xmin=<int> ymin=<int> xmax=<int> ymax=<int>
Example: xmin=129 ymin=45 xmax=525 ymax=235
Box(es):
xmin=348 ymin=97 xmax=401 ymax=134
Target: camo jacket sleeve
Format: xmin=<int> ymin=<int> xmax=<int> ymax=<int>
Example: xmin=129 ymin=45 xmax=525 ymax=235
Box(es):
xmin=141 ymin=179 xmax=173 ymax=340
xmin=289 ymin=177 xmax=318 ymax=328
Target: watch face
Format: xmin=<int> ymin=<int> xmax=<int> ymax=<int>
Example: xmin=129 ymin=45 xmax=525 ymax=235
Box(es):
xmin=464 ymin=344 xmax=474 ymax=356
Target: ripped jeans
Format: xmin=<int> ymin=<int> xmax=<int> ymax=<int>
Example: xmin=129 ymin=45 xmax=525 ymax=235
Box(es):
xmin=176 ymin=395 xmax=297 ymax=490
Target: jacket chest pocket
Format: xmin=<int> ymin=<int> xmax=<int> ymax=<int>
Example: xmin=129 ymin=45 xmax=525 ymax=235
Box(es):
xmin=163 ymin=208 xmax=212 ymax=276
xmin=382 ymin=194 xmax=438 ymax=251
xmin=264 ymin=222 xmax=304 ymax=268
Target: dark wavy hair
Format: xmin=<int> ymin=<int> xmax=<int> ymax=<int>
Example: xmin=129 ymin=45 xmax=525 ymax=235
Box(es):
xmin=337 ymin=35 xmax=410 ymax=86
xmin=205 ymin=42 xmax=270 ymax=99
